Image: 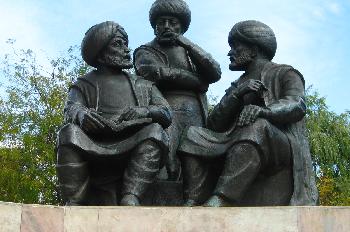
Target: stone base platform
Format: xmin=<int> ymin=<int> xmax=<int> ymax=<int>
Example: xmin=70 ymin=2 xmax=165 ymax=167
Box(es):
xmin=1 ymin=202 xmax=350 ymax=232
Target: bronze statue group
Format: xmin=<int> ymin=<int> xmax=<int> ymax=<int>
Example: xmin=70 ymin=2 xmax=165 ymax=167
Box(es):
xmin=56 ymin=0 xmax=318 ymax=207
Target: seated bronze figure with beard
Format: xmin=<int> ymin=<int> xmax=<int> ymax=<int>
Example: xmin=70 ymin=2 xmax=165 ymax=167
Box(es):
xmin=179 ymin=20 xmax=318 ymax=207
xmin=56 ymin=21 xmax=172 ymax=206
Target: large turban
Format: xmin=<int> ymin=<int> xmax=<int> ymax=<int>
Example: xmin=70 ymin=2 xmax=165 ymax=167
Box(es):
xmin=149 ymin=0 xmax=191 ymax=33
xmin=81 ymin=21 xmax=128 ymax=67
xmin=228 ymin=20 xmax=277 ymax=60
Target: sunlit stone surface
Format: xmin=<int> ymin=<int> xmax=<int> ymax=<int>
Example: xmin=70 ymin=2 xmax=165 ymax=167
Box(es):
xmin=0 ymin=202 xmax=349 ymax=232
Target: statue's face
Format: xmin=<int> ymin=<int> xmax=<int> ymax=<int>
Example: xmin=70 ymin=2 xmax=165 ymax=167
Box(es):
xmin=99 ymin=31 xmax=132 ymax=69
xmin=228 ymin=39 xmax=254 ymax=71
xmin=155 ymin=16 xmax=183 ymax=44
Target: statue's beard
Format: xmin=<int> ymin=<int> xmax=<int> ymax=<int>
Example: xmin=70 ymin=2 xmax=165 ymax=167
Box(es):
xmin=229 ymin=52 xmax=253 ymax=71
xmin=157 ymin=37 xmax=176 ymax=45
xmin=102 ymin=53 xmax=133 ymax=69
xmin=156 ymin=32 xmax=178 ymax=46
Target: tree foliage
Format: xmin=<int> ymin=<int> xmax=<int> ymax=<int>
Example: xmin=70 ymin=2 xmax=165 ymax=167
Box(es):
xmin=0 ymin=42 xmax=90 ymax=204
xmin=305 ymin=88 xmax=350 ymax=205
xmin=0 ymin=43 xmax=349 ymax=205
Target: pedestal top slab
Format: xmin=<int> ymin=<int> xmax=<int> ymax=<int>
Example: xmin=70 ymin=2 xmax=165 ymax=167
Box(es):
xmin=0 ymin=202 xmax=349 ymax=232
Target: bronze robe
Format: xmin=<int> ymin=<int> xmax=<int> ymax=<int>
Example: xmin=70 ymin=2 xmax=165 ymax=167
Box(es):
xmin=179 ymin=62 xmax=318 ymax=205
xmin=58 ymin=71 xmax=171 ymax=155
xmin=133 ymin=39 xmax=221 ymax=203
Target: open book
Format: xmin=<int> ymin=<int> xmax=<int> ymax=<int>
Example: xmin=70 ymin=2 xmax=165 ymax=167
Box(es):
xmin=97 ymin=116 xmax=153 ymax=135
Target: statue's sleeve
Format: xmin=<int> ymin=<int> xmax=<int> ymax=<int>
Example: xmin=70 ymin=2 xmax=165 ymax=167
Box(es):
xmin=207 ymin=83 xmax=243 ymax=132
xmin=64 ymin=84 xmax=89 ymax=125
xmin=187 ymin=43 xmax=221 ymax=83
xmin=133 ymin=47 xmax=165 ymax=82
xmin=263 ymin=70 xmax=306 ymax=124
xmin=148 ymin=85 xmax=172 ymax=128
xmin=134 ymin=47 xmax=207 ymax=92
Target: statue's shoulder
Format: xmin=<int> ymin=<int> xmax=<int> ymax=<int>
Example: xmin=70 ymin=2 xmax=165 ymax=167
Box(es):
xmin=137 ymin=76 xmax=155 ymax=88
xmin=134 ymin=39 xmax=162 ymax=55
xmin=264 ymin=62 xmax=301 ymax=75
xmin=142 ymin=39 xmax=158 ymax=48
xmin=125 ymin=72 xmax=154 ymax=86
xmin=262 ymin=62 xmax=304 ymax=85
xmin=224 ymin=81 xmax=238 ymax=94
xmin=133 ymin=40 xmax=168 ymax=67
xmin=72 ymin=70 xmax=99 ymax=88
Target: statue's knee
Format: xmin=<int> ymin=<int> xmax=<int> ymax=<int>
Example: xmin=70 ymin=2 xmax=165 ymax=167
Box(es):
xmin=251 ymin=118 xmax=271 ymax=131
xmin=227 ymin=143 xmax=261 ymax=167
xmin=136 ymin=140 xmax=162 ymax=159
xmin=142 ymin=140 xmax=160 ymax=150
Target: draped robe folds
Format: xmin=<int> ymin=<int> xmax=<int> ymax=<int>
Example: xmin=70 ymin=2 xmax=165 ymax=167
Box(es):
xmin=133 ymin=39 xmax=221 ymax=203
xmin=179 ymin=62 xmax=318 ymax=206
xmin=133 ymin=39 xmax=218 ymax=122
xmin=57 ymin=71 xmax=171 ymax=159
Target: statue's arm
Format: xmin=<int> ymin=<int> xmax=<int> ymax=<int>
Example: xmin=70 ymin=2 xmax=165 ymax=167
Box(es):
xmin=64 ymin=87 xmax=88 ymax=124
xmin=148 ymin=85 xmax=173 ymax=128
xmin=64 ymin=86 xmax=106 ymax=133
xmin=176 ymin=35 xmax=221 ymax=83
xmin=207 ymin=84 xmax=243 ymax=132
xmin=134 ymin=48 xmax=207 ymax=92
xmin=261 ymin=70 xmax=306 ymax=124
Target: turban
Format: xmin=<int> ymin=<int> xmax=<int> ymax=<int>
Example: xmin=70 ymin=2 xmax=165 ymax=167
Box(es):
xmin=228 ymin=20 xmax=277 ymax=60
xmin=81 ymin=21 xmax=128 ymax=67
xmin=149 ymin=0 xmax=191 ymax=33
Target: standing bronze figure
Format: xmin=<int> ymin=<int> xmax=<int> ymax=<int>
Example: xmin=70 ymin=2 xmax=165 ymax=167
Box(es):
xmin=133 ymin=0 xmax=221 ymax=206
xmin=56 ymin=21 xmax=172 ymax=206
xmin=179 ymin=20 xmax=318 ymax=206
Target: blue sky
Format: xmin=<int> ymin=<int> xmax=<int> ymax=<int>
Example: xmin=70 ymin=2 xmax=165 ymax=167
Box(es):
xmin=0 ymin=0 xmax=349 ymax=113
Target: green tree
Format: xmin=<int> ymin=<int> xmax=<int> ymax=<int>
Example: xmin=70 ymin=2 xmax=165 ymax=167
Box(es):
xmin=306 ymin=88 xmax=350 ymax=205
xmin=0 ymin=41 xmax=90 ymax=204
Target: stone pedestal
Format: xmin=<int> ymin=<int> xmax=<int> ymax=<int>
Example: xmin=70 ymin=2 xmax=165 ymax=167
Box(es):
xmin=1 ymin=201 xmax=349 ymax=232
